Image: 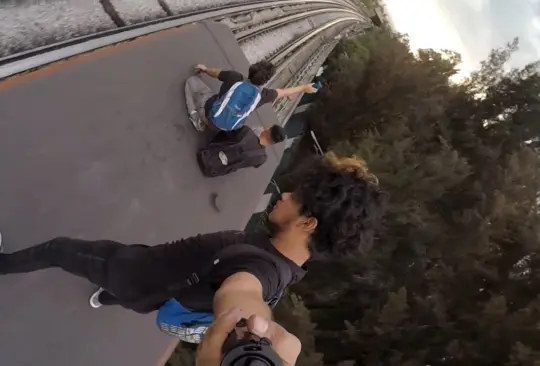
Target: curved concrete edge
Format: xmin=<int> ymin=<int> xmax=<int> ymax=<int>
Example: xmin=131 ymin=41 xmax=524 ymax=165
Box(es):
xmin=110 ymin=0 xmax=167 ymax=24
xmin=0 ymin=0 xmax=116 ymax=58
xmin=0 ymin=0 xmax=361 ymax=63
xmin=0 ymin=0 xmax=257 ymax=59
xmin=0 ymin=11 xmax=219 ymax=80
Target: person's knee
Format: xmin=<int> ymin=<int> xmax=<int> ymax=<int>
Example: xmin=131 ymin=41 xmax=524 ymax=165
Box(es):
xmin=48 ymin=237 xmax=72 ymax=245
xmin=45 ymin=237 xmax=78 ymax=253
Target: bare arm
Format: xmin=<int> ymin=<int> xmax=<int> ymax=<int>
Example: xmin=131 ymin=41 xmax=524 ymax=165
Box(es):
xmin=275 ymin=83 xmax=317 ymax=101
xmin=205 ymin=68 xmax=222 ymax=79
xmin=194 ymin=64 xmax=221 ymax=79
xmin=213 ymin=272 xmax=272 ymax=320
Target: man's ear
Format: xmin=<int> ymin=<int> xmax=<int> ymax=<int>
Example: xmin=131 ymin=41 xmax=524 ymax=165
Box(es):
xmin=302 ymin=216 xmax=318 ymax=233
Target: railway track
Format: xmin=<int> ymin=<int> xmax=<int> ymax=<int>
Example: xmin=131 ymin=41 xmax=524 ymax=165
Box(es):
xmin=0 ymin=0 xmax=367 ymax=80
xmin=266 ymin=16 xmax=361 ymax=69
xmin=235 ymin=7 xmax=362 ymax=42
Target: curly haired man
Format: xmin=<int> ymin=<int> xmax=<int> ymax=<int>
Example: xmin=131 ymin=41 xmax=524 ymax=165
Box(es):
xmin=0 ymin=154 xmax=386 ymax=329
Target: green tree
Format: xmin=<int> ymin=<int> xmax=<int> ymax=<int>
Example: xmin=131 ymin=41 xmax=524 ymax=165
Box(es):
xmin=310 ymin=29 xmax=459 ymax=147
xmin=294 ymin=30 xmax=540 ymax=365
xmin=168 ymin=30 xmax=540 ymax=366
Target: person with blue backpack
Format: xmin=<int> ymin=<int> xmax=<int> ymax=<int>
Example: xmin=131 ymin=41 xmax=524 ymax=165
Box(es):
xmin=189 ymin=61 xmax=318 ymax=132
xmin=0 ymin=154 xmax=386 ymax=344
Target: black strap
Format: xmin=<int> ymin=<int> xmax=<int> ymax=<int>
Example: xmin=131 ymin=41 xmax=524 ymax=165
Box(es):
xmin=180 ymin=243 xmax=291 ymax=286
xmin=171 ymin=244 xmax=293 ymax=303
xmin=128 ymin=243 xmax=293 ymax=313
xmin=214 ymin=244 xmax=294 ymax=306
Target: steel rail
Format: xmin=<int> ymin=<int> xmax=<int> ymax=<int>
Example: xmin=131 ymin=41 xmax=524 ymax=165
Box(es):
xmin=236 ymin=7 xmax=362 ymax=42
xmin=230 ymin=3 xmax=347 ymax=33
xmin=267 ymin=16 xmax=361 ymax=68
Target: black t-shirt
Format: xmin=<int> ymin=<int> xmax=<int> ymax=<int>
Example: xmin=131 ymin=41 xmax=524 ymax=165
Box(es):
xmin=109 ymin=230 xmax=306 ymax=312
xmin=177 ymin=231 xmax=306 ymax=312
xmin=204 ymin=71 xmax=278 ymax=119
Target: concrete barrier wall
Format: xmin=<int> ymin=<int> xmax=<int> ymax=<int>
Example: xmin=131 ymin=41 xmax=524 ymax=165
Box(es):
xmin=0 ymin=0 xmax=252 ymax=58
xmin=1 ymin=0 xmax=115 ymax=57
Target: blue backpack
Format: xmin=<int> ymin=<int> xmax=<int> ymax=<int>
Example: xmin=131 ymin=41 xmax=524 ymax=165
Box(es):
xmin=210 ymin=81 xmax=261 ymax=131
xmin=156 ymin=298 xmax=214 ymax=343
xmin=155 ymin=243 xmax=292 ymax=344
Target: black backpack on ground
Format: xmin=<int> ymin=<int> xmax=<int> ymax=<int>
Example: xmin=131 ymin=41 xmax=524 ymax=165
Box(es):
xmin=197 ymin=126 xmax=267 ymax=177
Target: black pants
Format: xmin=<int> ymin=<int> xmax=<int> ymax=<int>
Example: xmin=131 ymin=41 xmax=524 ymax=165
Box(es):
xmin=99 ymin=290 xmax=121 ymax=305
xmin=0 ymin=237 xmax=124 ymax=303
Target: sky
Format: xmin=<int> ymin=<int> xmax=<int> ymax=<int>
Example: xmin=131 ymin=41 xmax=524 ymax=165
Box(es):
xmin=382 ymin=0 xmax=540 ymax=78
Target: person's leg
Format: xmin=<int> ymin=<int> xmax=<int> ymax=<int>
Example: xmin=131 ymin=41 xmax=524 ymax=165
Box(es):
xmin=0 ymin=236 xmax=149 ymax=310
xmin=185 ymin=75 xmax=214 ymax=132
xmin=0 ymin=237 xmax=122 ymax=285
xmin=191 ymin=75 xmax=214 ymax=109
xmin=185 ymin=76 xmax=202 ymax=113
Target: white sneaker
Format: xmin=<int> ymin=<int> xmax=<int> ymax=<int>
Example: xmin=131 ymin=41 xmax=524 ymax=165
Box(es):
xmin=189 ymin=110 xmax=206 ymax=132
xmin=89 ymin=288 xmax=105 ymax=309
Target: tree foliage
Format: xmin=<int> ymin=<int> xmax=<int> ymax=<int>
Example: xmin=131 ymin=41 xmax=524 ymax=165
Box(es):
xmin=295 ymin=29 xmax=540 ymax=365
xmin=168 ymin=28 xmax=540 ymax=366
xmin=310 ymin=29 xmax=461 ymax=146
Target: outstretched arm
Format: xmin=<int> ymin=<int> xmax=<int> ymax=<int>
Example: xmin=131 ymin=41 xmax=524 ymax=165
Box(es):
xmin=275 ymin=83 xmax=318 ymax=101
xmin=194 ymin=64 xmax=221 ymax=79
xmin=213 ymin=272 xmax=272 ymax=320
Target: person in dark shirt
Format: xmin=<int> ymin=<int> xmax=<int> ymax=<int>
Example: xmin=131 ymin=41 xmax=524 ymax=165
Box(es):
xmin=0 ymin=154 xmax=386 ymax=322
xmin=194 ymin=61 xmax=318 ymax=131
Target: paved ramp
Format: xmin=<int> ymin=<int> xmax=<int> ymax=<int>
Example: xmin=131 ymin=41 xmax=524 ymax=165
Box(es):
xmin=0 ymin=21 xmax=283 ymax=366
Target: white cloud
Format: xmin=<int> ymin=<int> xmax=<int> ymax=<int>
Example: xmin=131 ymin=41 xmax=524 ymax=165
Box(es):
xmin=383 ymin=0 xmax=476 ymax=79
xmin=532 ymin=16 xmax=540 ymax=31
xmin=527 ymin=18 xmax=540 ymax=58
xmin=467 ymin=0 xmax=489 ymax=12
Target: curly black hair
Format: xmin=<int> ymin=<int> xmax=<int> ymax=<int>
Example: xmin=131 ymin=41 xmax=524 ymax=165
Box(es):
xmin=293 ymin=153 xmax=386 ymax=257
xmin=268 ymin=125 xmax=286 ymax=144
xmin=248 ymin=61 xmax=276 ymax=86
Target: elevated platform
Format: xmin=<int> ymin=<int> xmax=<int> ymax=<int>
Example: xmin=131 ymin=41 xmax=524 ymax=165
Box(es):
xmin=0 ymin=21 xmax=283 ymax=366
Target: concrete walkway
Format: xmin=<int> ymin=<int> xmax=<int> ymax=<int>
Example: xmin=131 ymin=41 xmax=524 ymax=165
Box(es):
xmin=0 ymin=22 xmax=283 ymax=366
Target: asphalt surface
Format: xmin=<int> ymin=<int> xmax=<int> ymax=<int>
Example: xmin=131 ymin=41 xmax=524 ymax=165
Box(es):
xmin=0 ymin=21 xmax=283 ymax=366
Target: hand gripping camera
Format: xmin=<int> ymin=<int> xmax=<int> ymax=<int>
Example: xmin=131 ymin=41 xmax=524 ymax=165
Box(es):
xmin=221 ymin=319 xmax=283 ymax=366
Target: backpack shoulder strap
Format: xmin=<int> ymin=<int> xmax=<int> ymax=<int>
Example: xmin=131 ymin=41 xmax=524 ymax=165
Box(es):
xmin=131 ymin=243 xmax=292 ymax=313
xmin=214 ymin=243 xmax=294 ymax=304
xmin=231 ymin=83 xmax=262 ymax=130
xmin=212 ymin=81 xmax=244 ymax=118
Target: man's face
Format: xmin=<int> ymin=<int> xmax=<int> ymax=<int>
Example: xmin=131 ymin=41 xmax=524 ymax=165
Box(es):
xmin=268 ymin=192 xmax=302 ymax=228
